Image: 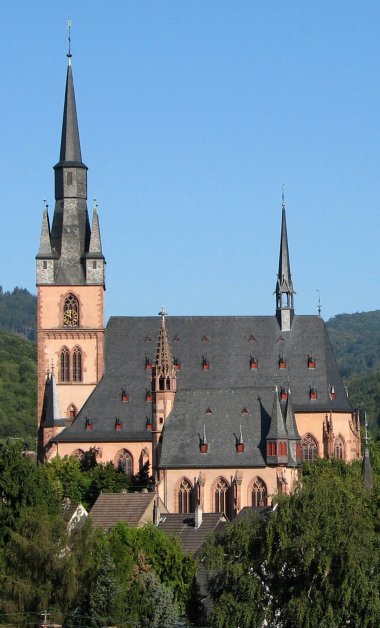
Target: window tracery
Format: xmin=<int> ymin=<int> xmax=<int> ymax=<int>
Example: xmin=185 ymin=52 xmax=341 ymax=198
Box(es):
xmin=214 ymin=477 xmax=229 ymax=514
xmin=251 ymin=477 xmax=268 ymax=508
xmin=115 ymin=449 xmax=133 ymax=475
xmin=178 ymin=478 xmax=193 ymax=514
xmin=301 ymin=433 xmax=319 ymax=462
xmin=63 ymin=294 xmax=79 ymax=327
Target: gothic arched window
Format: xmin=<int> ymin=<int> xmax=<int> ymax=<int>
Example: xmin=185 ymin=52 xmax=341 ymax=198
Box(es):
xmin=301 ymin=434 xmax=319 ymax=462
xmin=60 ymin=347 xmax=70 ymax=382
xmin=334 ymin=435 xmax=345 ymax=460
xmin=71 ymin=449 xmax=85 ymax=461
xmin=214 ymin=477 xmax=229 ymax=514
xmin=63 ymin=294 xmax=79 ymax=327
xmin=251 ymin=477 xmax=268 ymax=508
xmin=178 ymin=478 xmax=193 ymax=514
xmin=115 ymin=449 xmax=133 ymax=475
xmin=72 ymin=347 xmax=82 ymax=382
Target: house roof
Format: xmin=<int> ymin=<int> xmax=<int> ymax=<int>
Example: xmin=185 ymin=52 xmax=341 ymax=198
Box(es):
xmin=157 ymin=512 xmax=226 ymax=555
xmin=90 ymin=491 xmax=161 ymax=529
xmin=53 ymin=314 xmax=351 ymax=468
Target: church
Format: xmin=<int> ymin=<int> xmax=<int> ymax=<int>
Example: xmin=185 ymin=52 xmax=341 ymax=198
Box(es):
xmin=36 ymin=54 xmax=361 ymax=518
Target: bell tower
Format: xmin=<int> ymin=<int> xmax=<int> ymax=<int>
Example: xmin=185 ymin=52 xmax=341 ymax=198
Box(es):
xmin=36 ymin=51 xmax=105 ymax=455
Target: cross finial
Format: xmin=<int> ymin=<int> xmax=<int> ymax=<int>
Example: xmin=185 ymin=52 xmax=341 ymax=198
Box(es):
xmin=93 ymin=198 xmax=98 ymax=210
xmin=159 ymin=306 xmax=166 ymax=318
xmin=67 ymin=20 xmax=72 ymax=63
xmin=281 ymin=183 xmax=285 ymax=209
xmin=317 ymin=290 xmax=322 ymax=317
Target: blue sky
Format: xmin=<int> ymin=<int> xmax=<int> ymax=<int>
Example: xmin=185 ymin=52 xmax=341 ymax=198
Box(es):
xmin=1 ymin=1 xmax=379 ymax=321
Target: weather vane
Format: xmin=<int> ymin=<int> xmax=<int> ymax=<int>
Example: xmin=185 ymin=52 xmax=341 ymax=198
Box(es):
xmin=67 ymin=20 xmax=72 ymax=59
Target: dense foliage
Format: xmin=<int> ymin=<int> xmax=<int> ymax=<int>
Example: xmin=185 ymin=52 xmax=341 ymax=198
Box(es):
xmin=0 ymin=441 xmax=198 ymax=627
xmin=204 ymin=459 xmax=380 ymax=627
xmin=0 ymin=287 xmax=36 ymax=340
xmin=326 ymin=310 xmax=380 ymax=378
xmin=0 ymin=331 xmax=37 ymax=441
xmin=326 ymin=310 xmax=380 ymax=431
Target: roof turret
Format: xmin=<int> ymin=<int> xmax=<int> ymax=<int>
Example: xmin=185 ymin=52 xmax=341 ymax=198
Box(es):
xmin=284 ymin=388 xmax=300 ymax=440
xmin=266 ymin=386 xmax=288 ymax=441
xmin=154 ymin=308 xmax=175 ymax=379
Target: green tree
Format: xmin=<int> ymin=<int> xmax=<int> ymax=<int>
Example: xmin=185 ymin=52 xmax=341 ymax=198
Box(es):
xmin=0 ymin=441 xmax=59 ymax=545
xmin=266 ymin=461 xmax=380 ymax=627
xmin=204 ymin=460 xmax=380 ymax=628
xmin=106 ymin=522 xmax=197 ymax=623
xmin=204 ymin=514 xmax=268 ymax=628
xmin=0 ymin=506 xmax=76 ymax=615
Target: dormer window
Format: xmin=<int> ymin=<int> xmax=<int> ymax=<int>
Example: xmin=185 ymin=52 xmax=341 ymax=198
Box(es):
xmin=242 ymin=408 xmax=249 ymax=415
xmin=202 ymin=335 xmax=209 ymax=343
xmin=329 ymin=385 xmax=336 ymax=400
xmin=206 ymin=407 xmax=213 ymax=415
xmin=146 ymin=417 xmax=153 ymax=430
xmin=310 ymin=387 xmax=318 ymax=400
xmin=280 ymin=387 xmax=287 ymax=400
xmin=146 ymin=390 xmax=153 ymax=402
xmin=115 ymin=417 xmax=123 ymax=431
xmin=250 ymin=356 xmax=258 ymax=370
xmin=202 ymin=357 xmax=209 ymax=371
xmin=145 ymin=357 xmax=152 ymax=370
xmin=308 ymin=355 xmax=316 ymax=369
xmin=121 ymin=388 xmax=129 ymax=402
xmin=279 ymin=355 xmax=286 ymax=369
xmin=174 ymin=357 xmax=181 ymax=371
xmin=85 ymin=417 xmax=93 ymax=431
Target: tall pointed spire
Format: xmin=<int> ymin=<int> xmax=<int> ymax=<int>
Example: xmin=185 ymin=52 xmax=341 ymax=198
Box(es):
xmin=57 ymin=44 xmax=85 ymax=167
xmin=275 ymin=188 xmax=295 ymax=331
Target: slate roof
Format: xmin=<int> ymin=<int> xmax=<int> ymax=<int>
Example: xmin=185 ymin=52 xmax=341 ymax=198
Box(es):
xmin=90 ymin=492 xmax=161 ymax=529
xmin=53 ymin=314 xmax=351 ymax=468
xmin=157 ymin=513 xmax=226 ymax=555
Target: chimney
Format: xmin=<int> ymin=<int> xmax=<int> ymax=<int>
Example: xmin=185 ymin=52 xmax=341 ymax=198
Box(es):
xmin=194 ymin=504 xmax=203 ymax=529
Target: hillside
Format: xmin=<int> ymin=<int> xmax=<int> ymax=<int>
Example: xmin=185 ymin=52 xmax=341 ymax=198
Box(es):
xmin=326 ymin=310 xmax=380 ymax=378
xmin=0 ymin=331 xmax=37 ymax=441
xmin=326 ymin=310 xmax=380 ymax=431
xmin=0 ymin=287 xmax=37 ymax=340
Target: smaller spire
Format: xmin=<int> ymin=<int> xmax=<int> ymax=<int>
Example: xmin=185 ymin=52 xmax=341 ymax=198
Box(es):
xmin=40 ymin=372 xmax=62 ymax=428
xmin=267 ymin=386 xmax=288 ymax=441
xmin=88 ymin=203 xmax=104 ymax=255
xmin=362 ymin=415 xmax=373 ymax=490
xmin=37 ymin=204 xmax=53 ymax=257
xmin=284 ymin=388 xmax=300 ymax=440
xmin=154 ymin=308 xmax=175 ymax=379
